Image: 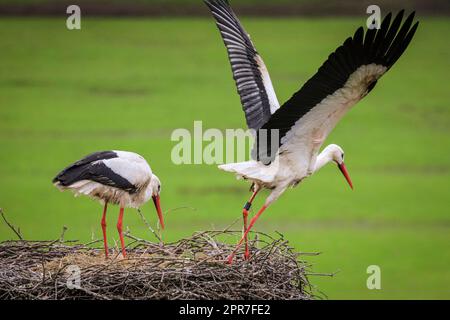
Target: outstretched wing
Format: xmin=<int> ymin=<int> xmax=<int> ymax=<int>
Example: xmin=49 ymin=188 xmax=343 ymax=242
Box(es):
xmin=254 ymin=11 xmax=419 ymax=164
xmin=205 ymin=0 xmax=280 ymax=130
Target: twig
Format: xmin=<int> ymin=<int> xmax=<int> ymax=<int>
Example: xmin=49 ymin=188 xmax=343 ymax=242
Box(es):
xmin=0 ymin=218 xmax=322 ymax=300
xmin=137 ymin=209 xmax=162 ymax=243
xmin=164 ymin=206 xmax=197 ymax=215
xmin=306 ymin=269 xmax=340 ymax=277
xmin=0 ymin=208 xmax=23 ymax=240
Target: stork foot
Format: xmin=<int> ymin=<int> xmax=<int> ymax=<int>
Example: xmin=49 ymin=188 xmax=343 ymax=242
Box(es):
xmin=226 ymin=204 xmax=269 ymax=265
xmin=226 ymin=254 xmax=234 ymax=265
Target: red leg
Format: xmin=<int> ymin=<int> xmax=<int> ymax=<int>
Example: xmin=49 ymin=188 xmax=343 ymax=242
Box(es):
xmin=242 ymin=208 xmax=249 ymax=259
xmin=117 ymin=207 xmax=126 ymax=258
xmin=228 ymin=204 xmax=268 ymax=264
xmin=101 ymin=203 xmax=108 ymax=258
xmin=242 ymin=188 xmax=260 ymax=260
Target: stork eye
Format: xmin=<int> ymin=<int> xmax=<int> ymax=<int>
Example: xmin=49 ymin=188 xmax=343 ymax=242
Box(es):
xmin=341 ymin=153 xmax=345 ymax=160
xmin=158 ymin=185 xmax=161 ymax=192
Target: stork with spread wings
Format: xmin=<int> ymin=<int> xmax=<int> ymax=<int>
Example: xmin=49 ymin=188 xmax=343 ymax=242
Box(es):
xmin=204 ymin=0 xmax=419 ymax=263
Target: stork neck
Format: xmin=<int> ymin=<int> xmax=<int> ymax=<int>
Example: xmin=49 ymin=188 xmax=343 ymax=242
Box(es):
xmin=313 ymin=149 xmax=333 ymax=173
xmin=143 ymin=184 xmax=153 ymax=202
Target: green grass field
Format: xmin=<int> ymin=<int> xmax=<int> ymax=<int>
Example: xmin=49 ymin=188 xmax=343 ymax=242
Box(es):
xmin=0 ymin=17 xmax=449 ymax=299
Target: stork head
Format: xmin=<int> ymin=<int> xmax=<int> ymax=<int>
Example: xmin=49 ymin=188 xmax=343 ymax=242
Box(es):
xmin=329 ymin=144 xmax=353 ymax=190
xmin=149 ymin=174 xmax=164 ymax=229
xmin=320 ymin=144 xmax=353 ymax=190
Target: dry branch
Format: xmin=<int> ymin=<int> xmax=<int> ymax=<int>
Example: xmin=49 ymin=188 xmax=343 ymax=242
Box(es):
xmin=0 ymin=229 xmax=319 ymax=300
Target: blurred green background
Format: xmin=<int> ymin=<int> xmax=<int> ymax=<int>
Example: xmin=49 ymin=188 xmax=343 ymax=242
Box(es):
xmin=0 ymin=0 xmax=449 ymax=300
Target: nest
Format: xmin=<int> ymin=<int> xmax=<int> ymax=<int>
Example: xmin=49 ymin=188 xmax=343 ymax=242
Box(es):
xmin=0 ymin=230 xmax=324 ymax=300
xmin=0 ymin=208 xmax=323 ymax=300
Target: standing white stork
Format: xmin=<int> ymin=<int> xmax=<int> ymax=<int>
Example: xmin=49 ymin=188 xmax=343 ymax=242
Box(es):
xmin=53 ymin=150 xmax=164 ymax=258
xmin=204 ymin=0 xmax=419 ymax=263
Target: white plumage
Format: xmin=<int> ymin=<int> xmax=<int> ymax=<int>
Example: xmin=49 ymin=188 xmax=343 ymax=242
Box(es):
xmin=205 ymin=0 xmax=418 ymax=263
xmin=53 ymin=150 xmax=164 ymax=258
xmin=55 ymin=151 xmax=158 ymax=209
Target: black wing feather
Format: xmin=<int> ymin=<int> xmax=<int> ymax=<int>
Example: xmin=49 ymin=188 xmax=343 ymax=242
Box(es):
xmin=53 ymin=151 xmax=137 ymax=193
xmin=205 ymin=0 xmax=278 ymax=130
xmin=254 ymin=11 xmax=419 ymax=163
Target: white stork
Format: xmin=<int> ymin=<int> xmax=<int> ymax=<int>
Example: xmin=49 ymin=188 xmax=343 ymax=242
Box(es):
xmin=53 ymin=150 xmax=164 ymax=258
xmin=204 ymin=0 xmax=419 ymax=263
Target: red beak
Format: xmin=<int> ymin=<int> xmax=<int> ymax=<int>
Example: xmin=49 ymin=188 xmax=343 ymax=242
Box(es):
xmin=337 ymin=162 xmax=353 ymax=190
xmin=152 ymin=195 xmax=165 ymax=229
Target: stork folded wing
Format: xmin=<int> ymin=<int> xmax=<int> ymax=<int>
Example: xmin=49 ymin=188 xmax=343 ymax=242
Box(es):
xmin=205 ymin=0 xmax=280 ymax=130
xmin=254 ymin=11 xmax=419 ymax=163
xmin=84 ymin=162 xmax=138 ymax=193
xmin=52 ymin=151 xmax=138 ymax=193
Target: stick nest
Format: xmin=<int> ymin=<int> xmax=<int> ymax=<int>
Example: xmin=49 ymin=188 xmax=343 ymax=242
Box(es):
xmin=0 ymin=229 xmax=318 ymax=300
